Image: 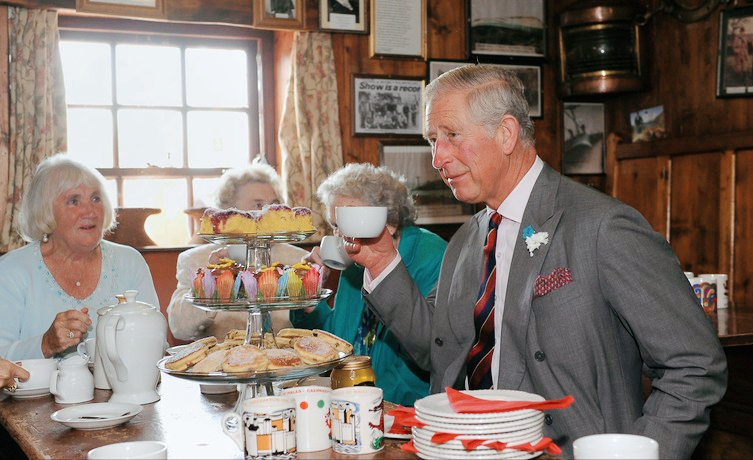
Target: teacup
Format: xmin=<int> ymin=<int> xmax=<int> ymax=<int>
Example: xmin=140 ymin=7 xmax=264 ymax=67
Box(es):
xmin=573 ymin=433 xmax=659 ymax=459
xmin=335 ymin=206 xmax=388 ymax=238
xmin=77 ymin=337 xmax=96 ymax=366
xmin=87 ymin=441 xmax=167 ymax=459
xmin=331 ymin=386 xmax=384 ymax=455
xmin=13 ymin=358 xmax=58 ymax=390
xmin=320 ymin=235 xmax=352 ymax=270
xmin=281 ymin=385 xmax=332 ymax=452
xmin=222 ymin=396 xmax=296 ymax=458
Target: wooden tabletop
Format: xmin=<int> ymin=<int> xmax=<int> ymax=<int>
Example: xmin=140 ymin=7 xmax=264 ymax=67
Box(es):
xmin=0 ymin=374 xmax=418 ymax=460
xmin=712 ymin=305 xmax=753 ymax=347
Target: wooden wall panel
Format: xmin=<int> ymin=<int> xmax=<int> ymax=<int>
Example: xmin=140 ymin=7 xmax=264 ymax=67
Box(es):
xmin=614 ymin=156 xmax=669 ymax=238
xmin=734 ymin=150 xmax=753 ymax=308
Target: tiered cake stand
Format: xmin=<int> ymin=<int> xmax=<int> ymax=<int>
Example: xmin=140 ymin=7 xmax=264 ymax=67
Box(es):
xmin=157 ymin=231 xmax=346 ymax=401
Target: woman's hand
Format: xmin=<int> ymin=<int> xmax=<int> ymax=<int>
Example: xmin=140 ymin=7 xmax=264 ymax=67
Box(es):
xmin=41 ymin=307 xmax=91 ymax=358
xmin=344 ymin=227 xmax=398 ymax=278
xmin=0 ymin=358 xmax=30 ymax=391
xmin=208 ymin=247 xmax=230 ymax=265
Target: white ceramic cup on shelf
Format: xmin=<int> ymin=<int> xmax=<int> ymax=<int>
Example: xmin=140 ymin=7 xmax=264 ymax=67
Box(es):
xmin=320 ymin=235 xmax=353 ymax=270
xmin=331 ymin=386 xmax=384 ymax=455
xmin=87 ymin=441 xmax=167 ymax=459
xmin=281 ymin=385 xmax=332 ymax=452
xmin=573 ymin=433 xmax=659 ymax=459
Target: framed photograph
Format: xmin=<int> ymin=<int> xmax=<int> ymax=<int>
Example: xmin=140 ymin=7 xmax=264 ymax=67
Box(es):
xmin=630 ymin=105 xmax=667 ymax=143
xmin=428 ymin=61 xmax=542 ymax=118
xmin=469 ymin=0 xmax=545 ymax=58
xmin=563 ymin=102 xmax=605 ymax=175
xmin=379 ymin=141 xmax=471 ymax=222
xmin=717 ymin=6 xmax=753 ymax=97
xmin=320 ymin=0 xmax=367 ymax=33
xmin=370 ymin=0 xmax=426 ymax=59
xmin=353 ymin=76 xmax=424 ymax=136
xmin=76 ymin=0 xmax=165 ymax=19
xmin=253 ymin=0 xmax=304 ymax=30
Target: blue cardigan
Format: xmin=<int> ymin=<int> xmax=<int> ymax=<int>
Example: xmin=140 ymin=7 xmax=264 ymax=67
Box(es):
xmin=290 ymin=226 xmax=447 ymax=406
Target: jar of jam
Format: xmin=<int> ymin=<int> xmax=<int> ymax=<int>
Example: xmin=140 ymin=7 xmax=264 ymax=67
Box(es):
xmin=330 ymin=355 xmax=376 ymax=389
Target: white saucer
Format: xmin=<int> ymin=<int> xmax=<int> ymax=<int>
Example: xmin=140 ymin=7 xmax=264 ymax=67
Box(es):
xmin=3 ymin=386 xmax=51 ymax=399
xmin=51 ymin=402 xmax=142 ymax=430
xmin=384 ymin=414 xmax=412 ymax=440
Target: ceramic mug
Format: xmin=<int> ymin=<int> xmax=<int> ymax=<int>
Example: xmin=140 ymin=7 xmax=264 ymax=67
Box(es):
xmin=320 ymin=236 xmax=353 ymax=270
xmin=281 ymin=385 xmax=332 ymax=452
xmin=331 ymin=386 xmax=384 ymax=455
xmin=699 ymin=274 xmax=728 ymax=309
xmin=50 ymin=354 xmax=94 ymax=404
xmin=222 ymin=396 xmax=297 ymax=459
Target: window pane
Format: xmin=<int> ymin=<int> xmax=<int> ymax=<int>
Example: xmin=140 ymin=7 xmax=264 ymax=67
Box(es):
xmin=185 ymin=48 xmax=248 ymax=108
xmin=115 ymin=44 xmax=182 ymax=106
xmin=66 ymin=108 xmax=114 ymax=168
xmin=118 ymin=109 xmax=183 ymax=168
xmin=103 ymin=179 xmax=118 ymax=208
xmin=122 ymin=179 xmax=189 ymax=246
xmin=187 ymin=111 xmax=249 ymax=168
xmin=60 ymin=41 xmax=112 ymax=105
xmin=193 ymin=177 xmax=222 ymax=208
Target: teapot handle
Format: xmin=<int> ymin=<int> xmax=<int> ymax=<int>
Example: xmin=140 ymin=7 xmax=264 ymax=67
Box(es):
xmin=104 ymin=314 xmax=129 ymax=382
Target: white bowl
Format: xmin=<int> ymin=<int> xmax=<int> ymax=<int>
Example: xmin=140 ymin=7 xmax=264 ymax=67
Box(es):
xmin=88 ymin=441 xmax=167 ymax=459
xmin=573 ymin=434 xmax=659 ymax=459
xmin=335 ymin=206 xmax=388 ymax=238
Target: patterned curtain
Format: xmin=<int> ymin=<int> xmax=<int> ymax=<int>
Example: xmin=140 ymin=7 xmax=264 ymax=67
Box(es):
xmin=0 ymin=7 xmax=67 ymax=252
xmin=279 ymin=32 xmax=343 ymax=241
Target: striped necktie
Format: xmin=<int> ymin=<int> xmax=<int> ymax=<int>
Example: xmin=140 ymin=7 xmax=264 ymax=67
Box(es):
xmin=467 ymin=211 xmax=502 ymax=390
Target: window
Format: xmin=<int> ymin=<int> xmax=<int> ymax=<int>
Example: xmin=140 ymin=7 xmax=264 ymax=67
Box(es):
xmin=58 ymin=18 xmax=273 ymax=246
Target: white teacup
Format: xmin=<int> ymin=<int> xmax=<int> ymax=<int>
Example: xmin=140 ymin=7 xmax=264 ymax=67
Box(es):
xmin=222 ymin=395 xmax=297 ymax=458
xmin=573 ymin=433 xmax=659 ymax=459
xmin=13 ymin=358 xmax=58 ymax=390
xmin=281 ymin=385 xmax=332 ymax=452
xmin=88 ymin=441 xmax=167 ymax=459
xmin=77 ymin=337 xmax=96 ymax=365
xmin=320 ymin=235 xmax=353 ymax=270
xmin=331 ymin=386 xmax=384 ymax=455
xmin=50 ymin=354 xmax=94 ymax=404
xmin=335 ymin=206 xmax=388 ymax=238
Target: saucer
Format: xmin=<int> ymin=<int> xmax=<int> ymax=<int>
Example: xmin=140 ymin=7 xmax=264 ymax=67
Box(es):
xmin=384 ymin=414 xmax=412 ymax=440
xmin=3 ymin=386 xmax=51 ymax=400
xmin=51 ymin=402 xmax=142 ymax=430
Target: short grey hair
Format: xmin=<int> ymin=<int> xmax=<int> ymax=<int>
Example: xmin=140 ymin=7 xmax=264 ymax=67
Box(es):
xmin=17 ymin=154 xmax=116 ymax=243
xmin=317 ymin=163 xmax=416 ymax=229
xmin=424 ymin=63 xmax=535 ymax=147
xmin=214 ymin=162 xmax=283 ymax=209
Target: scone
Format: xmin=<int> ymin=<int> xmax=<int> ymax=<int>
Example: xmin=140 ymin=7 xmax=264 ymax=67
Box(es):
xmin=276 ymin=327 xmax=314 ymax=347
xmin=292 ymin=336 xmax=339 ymax=365
xmin=312 ymin=329 xmax=353 ymax=354
xmin=191 ymin=349 xmax=228 ymax=373
xmin=213 ymin=338 xmax=244 ymax=351
xmin=195 ymin=336 xmax=218 ymax=349
xmin=165 ymin=342 xmax=208 ymax=371
xmin=224 ymin=329 xmax=246 ymax=341
xmin=265 ymin=348 xmax=303 ymax=369
xmin=222 ymin=344 xmax=269 ymax=373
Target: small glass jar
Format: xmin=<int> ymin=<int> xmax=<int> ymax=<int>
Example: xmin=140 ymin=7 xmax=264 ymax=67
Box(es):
xmin=330 ymin=355 xmax=376 ymax=389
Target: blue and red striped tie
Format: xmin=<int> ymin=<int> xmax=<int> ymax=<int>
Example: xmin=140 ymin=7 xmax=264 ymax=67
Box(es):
xmin=467 ymin=211 xmax=502 ymax=390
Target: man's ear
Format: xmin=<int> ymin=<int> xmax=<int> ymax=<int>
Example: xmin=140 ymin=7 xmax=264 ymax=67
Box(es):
xmin=497 ymin=114 xmax=520 ymax=156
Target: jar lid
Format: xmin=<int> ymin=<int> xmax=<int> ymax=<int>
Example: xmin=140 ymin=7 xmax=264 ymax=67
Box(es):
xmin=335 ymin=355 xmax=371 ymax=370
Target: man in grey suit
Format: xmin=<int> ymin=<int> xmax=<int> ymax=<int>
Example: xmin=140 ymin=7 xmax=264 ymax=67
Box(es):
xmin=346 ymin=64 xmax=727 ymax=458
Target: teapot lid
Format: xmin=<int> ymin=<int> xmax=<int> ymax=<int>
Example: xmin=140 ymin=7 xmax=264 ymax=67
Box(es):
xmin=110 ymin=290 xmax=154 ymax=311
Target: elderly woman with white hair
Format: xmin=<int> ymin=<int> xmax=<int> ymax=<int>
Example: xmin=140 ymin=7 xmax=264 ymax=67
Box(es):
xmin=0 ymin=154 xmax=159 ymax=360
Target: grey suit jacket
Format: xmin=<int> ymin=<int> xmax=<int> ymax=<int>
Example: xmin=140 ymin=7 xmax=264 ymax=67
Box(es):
xmin=364 ymin=164 xmax=727 ymax=459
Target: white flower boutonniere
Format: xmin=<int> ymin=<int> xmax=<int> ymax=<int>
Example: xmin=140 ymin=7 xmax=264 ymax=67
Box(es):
xmin=522 ymin=225 xmax=549 ymax=257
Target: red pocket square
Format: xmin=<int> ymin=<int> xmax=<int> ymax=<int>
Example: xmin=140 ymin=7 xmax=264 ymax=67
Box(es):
xmin=534 ymin=267 xmax=573 ymax=297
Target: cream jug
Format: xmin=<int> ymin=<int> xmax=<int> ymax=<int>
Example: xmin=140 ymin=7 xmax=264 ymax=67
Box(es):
xmin=99 ymin=290 xmax=167 ymax=404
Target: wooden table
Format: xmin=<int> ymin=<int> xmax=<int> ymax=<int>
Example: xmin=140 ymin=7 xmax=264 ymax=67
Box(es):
xmin=0 ymin=374 xmax=416 ymax=460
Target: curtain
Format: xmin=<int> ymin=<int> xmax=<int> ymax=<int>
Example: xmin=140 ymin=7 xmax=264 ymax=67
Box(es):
xmin=0 ymin=7 xmax=67 ymax=252
xmin=279 ymin=32 xmax=343 ymax=241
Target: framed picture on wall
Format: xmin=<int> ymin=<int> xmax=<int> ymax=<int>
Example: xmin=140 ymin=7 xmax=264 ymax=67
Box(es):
xmin=253 ymin=0 xmax=305 ymax=30
xmin=717 ymin=6 xmax=753 ymax=97
xmin=320 ymin=0 xmax=368 ymax=33
xmin=379 ymin=141 xmax=472 ymax=222
xmin=469 ymin=0 xmax=545 ymax=58
xmin=76 ymin=0 xmax=165 ymax=18
xmin=427 ymin=61 xmax=542 ymax=118
xmin=353 ymin=76 xmax=424 ymax=136
xmin=563 ymin=102 xmax=605 ymax=175
xmin=370 ymin=0 xmax=426 ymax=58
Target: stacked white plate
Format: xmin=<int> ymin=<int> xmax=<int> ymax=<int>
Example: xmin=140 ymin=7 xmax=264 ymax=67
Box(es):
xmin=411 ymin=390 xmax=547 ymax=460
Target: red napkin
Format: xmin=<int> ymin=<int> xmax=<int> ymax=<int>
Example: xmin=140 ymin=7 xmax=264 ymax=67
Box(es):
xmin=445 ymin=387 xmax=575 ymax=414
xmin=400 ymin=439 xmax=419 ymax=453
xmin=387 ymin=406 xmax=425 ymax=430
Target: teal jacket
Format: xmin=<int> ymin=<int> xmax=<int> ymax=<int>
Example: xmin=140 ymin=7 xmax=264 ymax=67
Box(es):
xmin=291 ymin=226 xmax=447 ymax=406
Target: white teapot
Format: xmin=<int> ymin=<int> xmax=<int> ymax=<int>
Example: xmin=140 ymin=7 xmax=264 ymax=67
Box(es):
xmin=99 ymin=290 xmax=167 ymax=404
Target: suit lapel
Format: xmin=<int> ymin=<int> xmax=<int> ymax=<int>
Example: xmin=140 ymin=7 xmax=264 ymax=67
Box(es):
xmin=498 ymin=164 xmax=563 ymax=389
